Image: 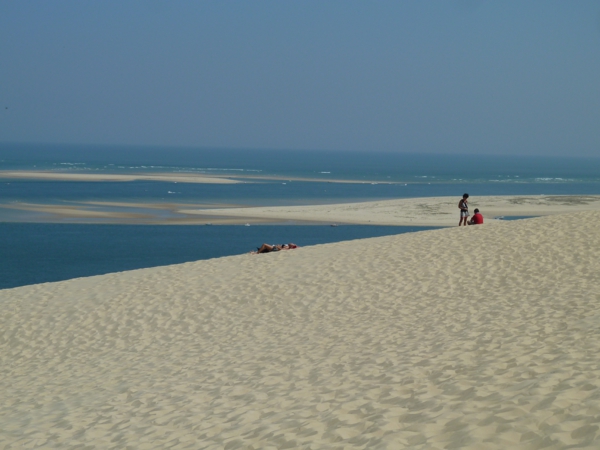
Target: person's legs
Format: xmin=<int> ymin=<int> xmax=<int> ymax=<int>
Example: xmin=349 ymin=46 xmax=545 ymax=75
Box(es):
xmin=257 ymin=243 xmax=274 ymax=253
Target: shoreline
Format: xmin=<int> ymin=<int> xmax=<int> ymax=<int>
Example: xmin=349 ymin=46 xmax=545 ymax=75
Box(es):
xmin=2 ymin=195 xmax=600 ymax=225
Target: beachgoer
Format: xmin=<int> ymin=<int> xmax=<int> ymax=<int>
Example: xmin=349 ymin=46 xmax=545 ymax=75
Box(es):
xmin=254 ymin=243 xmax=298 ymax=254
xmin=469 ymin=208 xmax=483 ymax=225
xmin=458 ymin=193 xmax=469 ymax=226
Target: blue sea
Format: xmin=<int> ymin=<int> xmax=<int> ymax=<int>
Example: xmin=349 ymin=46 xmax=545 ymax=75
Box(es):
xmin=2 ymin=143 xmax=600 ymax=289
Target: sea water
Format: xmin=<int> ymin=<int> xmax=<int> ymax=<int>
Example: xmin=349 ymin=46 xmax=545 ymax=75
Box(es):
xmin=3 ymin=142 xmax=600 ymax=184
xmin=0 ymin=223 xmax=438 ymax=290
xmin=2 ymin=143 xmax=600 ymax=289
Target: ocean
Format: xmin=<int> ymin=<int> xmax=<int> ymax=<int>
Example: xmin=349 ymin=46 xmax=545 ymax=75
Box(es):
xmin=3 ymin=143 xmax=600 ymax=184
xmin=0 ymin=223 xmax=439 ymax=290
xmin=2 ymin=143 xmax=600 ymax=289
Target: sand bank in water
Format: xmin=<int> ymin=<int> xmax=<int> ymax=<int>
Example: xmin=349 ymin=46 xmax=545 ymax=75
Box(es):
xmin=0 ymin=201 xmax=276 ymax=224
xmin=182 ymin=194 xmax=600 ymax=226
xmin=0 ymin=171 xmax=419 ymax=185
xmin=2 ymin=211 xmax=600 ymax=448
xmin=0 ymin=171 xmax=242 ymax=184
xmin=3 ymin=195 xmax=600 ymax=225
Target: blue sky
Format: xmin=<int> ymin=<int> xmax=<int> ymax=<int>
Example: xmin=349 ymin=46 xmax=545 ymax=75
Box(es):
xmin=1 ymin=1 xmax=599 ymax=156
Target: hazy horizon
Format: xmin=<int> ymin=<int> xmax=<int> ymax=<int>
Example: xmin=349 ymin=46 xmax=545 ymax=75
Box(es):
xmin=3 ymin=141 xmax=600 ymax=159
xmin=1 ymin=1 xmax=599 ymax=157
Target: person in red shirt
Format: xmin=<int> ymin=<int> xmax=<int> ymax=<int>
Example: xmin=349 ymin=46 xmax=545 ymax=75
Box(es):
xmin=469 ymin=208 xmax=484 ymax=225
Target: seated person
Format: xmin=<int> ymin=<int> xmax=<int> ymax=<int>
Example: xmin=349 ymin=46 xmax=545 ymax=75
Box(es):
xmin=469 ymin=208 xmax=484 ymax=225
xmin=254 ymin=243 xmax=298 ymax=253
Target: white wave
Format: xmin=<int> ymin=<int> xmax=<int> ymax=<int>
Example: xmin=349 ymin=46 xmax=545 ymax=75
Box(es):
xmin=534 ymin=177 xmax=572 ymax=182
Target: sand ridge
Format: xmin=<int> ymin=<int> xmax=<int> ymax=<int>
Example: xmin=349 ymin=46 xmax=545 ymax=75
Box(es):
xmin=1 ymin=211 xmax=600 ymax=448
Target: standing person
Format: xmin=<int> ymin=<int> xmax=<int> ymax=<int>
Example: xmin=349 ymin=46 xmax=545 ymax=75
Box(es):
xmin=469 ymin=208 xmax=484 ymax=225
xmin=458 ymin=193 xmax=469 ymax=226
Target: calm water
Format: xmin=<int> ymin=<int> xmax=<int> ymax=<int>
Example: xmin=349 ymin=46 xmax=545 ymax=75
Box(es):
xmin=0 ymin=223 xmax=438 ymax=290
xmin=3 ymin=142 xmax=600 ymax=184
xmin=4 ymin=179 xmax=600 ymax=209
xmin=3 ymin=144 xmax=600 ymax=208
xmin=1 ymin=143 xmax=599 ymax=288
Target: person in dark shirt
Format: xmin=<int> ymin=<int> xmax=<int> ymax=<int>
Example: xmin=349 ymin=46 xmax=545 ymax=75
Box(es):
xmin=469 ymin=208 xmax=484 ymax=225
xmin=458 ymin=193 xmax=469 ymax=226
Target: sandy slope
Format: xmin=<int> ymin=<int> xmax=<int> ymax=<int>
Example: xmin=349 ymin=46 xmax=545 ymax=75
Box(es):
xmin=1 ymin=212 xmax=600 ymax=449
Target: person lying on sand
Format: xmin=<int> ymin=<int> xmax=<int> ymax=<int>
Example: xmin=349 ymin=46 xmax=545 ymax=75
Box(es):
xmin=253 ymin=243 xmax=298 ymax=254
xmin=469 ymin=208 xmax=484 ymax=225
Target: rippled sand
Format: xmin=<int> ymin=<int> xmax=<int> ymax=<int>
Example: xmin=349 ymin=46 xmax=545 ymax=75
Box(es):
xmin=1 ymin=211 xmax=600 ymax=448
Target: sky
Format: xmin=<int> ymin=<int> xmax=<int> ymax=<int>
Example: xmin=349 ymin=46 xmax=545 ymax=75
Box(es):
xmin=1 ymin=1 xmax=599 ymax=156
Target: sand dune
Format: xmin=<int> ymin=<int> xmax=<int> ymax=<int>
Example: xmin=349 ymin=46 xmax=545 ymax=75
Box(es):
xmin=2 ymin=212 xmax=600 ymax=448
xmin=182 ymin=195 xmax=600 ymax=226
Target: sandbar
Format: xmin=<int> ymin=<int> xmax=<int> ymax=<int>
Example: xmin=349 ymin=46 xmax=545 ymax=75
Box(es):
xmin=3 ymin=195 xmax=600 ymax=225
xmin=182 ymin=194 xmax=600 ymax=226
xmin=0 ymin=201 xmax=278 ymax=224
xmin=2 ymin=211 xmax=600 ymax=448
xmin=229 ymin=174 xmax=406 ymax=184
xmin=0 ymin=171 xmax=399 ymax=185
xmin=0 ymin=170 xmax=242 ymax=184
